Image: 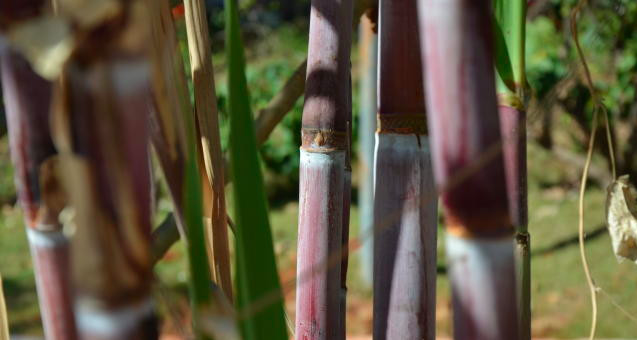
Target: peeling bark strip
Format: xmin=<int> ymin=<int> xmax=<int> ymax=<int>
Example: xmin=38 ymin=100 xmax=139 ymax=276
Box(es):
xmin=418 ymin=0 xmax=518 ymax=339
xmin=0 ymin=48 xmax=77 ymax=339
xmin=296 ymin=150 xmax=345 ymax=339
xmin=372 ymin=135 xmax=437 ymax=339
xmin=446 ymin=235 xmax=517 ymax=339
xmin=297 ymin=0 xmax=353 ymax=338
xmin=419 ymin=0 xmax=512 ymax=238
xmin=183 ymin=0 xmax=233 ymax=301
xmin=373 ymin=0 xmax=437 ymax=339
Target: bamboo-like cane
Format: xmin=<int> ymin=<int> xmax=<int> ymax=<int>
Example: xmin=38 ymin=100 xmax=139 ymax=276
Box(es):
xmin=0 ymin=47 xmax=76 ymax=339
xmin=296 ymin=0 xmax=353 ymax=338
xmin=372 ymin=0 xmax=437 ymax=338
xmin=357 ymin=16 xmax=377 ymax=290
xmin=183 ymin=0 xmax=233 ymax=301
xmin=50 ymin=2 xmax=157 ymax=338
xmin=493 ymin=0 xmax=530 ymax=337
xmin=418 ymin=0 xmax=518 ymax=339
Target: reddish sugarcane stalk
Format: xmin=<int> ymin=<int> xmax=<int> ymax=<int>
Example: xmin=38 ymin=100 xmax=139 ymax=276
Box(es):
xmin=50 ymin=3 xmax=157 ymax=338
xmin=418 ymin=0 xmax=518 ymax=339
xmin=63 ymin=60 xmax=157 ymax=339
xmin=372 ymin=0 xmax=437 ymax=338
xmin=296 ymin=0 xmax=353 ymax=338
xmin=0 ymin=46 xmax=76 ymax=339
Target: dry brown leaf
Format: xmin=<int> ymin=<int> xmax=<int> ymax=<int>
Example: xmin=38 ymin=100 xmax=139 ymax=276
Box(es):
xmin=606 ymin=175 xmax=637 ymax=263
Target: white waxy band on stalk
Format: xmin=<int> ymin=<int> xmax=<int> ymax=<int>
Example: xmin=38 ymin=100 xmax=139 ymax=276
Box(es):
xmin=26 ymin=228 xmax=68 ymax=248
xmin=75 ymin=297 xmax=154 ymax=338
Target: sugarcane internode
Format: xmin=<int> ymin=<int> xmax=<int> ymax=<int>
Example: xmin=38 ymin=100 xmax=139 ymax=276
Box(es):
xmin=372 ymin=0 xmax=437 ymax=339
xmin=418 ymin=0 xmax=519 ymax=339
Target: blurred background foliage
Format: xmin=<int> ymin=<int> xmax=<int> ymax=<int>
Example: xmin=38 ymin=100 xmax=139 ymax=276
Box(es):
xmin=1 ymin=0 xmax=637 ymax=338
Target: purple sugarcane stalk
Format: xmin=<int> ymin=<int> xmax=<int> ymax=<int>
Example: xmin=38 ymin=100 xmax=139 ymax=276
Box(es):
xmin=372 ymin=0 xmax=437 ymax=338
xmin=418 ymin=0 xmax=518 ymax=339
xmin=295 ymin=0 xmax=353 ymax=338
xmin=1 ymin=47 xmax=77 ymax=339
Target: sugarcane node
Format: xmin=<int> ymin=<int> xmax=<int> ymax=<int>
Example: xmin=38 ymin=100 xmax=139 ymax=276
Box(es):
xmin=376 ymin=113 xmax=428 ymax=135
xmin=301 ymin=127 xmax=348 ymax=152
xmin=445 ymin=210 xmax=514 ymax=238
xmin=497 ymin=93 xmax=525 ymax=111
xmin=515 ymin=231 xmax=530 ymax=245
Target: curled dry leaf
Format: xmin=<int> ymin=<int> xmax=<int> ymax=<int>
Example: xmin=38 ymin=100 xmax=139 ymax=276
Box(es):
xmin=6 ymin=15 xmax=73 ymax=80
xmin=606 ymin=175 xmax=637 ymax=263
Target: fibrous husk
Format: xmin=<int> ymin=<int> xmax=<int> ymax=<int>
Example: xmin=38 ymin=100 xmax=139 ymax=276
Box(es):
xmin=606 ymin=175 xmax=637 ymax=263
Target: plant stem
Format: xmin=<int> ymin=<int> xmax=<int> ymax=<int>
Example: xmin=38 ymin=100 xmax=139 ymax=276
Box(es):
xmin=493 ymin=0 xmax=530 ymax=337
xmin=373 ymin=0 xmax=436 ymax=338
xmin=296 ymin=0 xmax=353 ymax=338
xmin=418 ymin=0 xmax=518 ymax=338
xmin=0 ymin=48 xmax=76 ymax=339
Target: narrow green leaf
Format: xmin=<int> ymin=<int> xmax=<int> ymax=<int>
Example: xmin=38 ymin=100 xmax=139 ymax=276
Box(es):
xmin=494 ymin=0 xmax=526 ymax=96
xmin=224 ymin=0 xmax=288 ymax=339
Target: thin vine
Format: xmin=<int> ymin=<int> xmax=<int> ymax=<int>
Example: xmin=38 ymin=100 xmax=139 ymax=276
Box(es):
xmin=570 ymin=0 xmax=617 ymax=339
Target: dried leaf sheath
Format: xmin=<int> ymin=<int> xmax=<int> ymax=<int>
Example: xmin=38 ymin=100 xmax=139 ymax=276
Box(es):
xmin=418 ymin=0 xmax=517 ymax=339
xmin=1 ymin=23 xmax=76 ymax=339
xmin=372 ymin=0 xmax=437 ymax=338
xmin=145 ymin=1 xmax=235 ymax=338
xmin=183 ymin=0 xmax=232 ymax=301
xmin=296 ymin=0 xmax=353 ymax=338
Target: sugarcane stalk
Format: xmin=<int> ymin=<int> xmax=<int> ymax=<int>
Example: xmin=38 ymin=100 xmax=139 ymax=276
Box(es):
xmin=418 ymin=0 xmax=518 ymax=339
xmin=46 ymin=2 xmax=158 ymax=338
xmin=296 ymin=0 xmax=353 ymax=338
xmin=357 ymin=15 xmax=377 ymax=290
xmin=0 ymin=46 xmax=76 ymax=339
xmin=493 ymin=0 xmax=530 ymax=337
xmin=183 ymin=0 xmax=233 ymax=302
xmin=372 ymin=0 xmax=436 ymax=338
